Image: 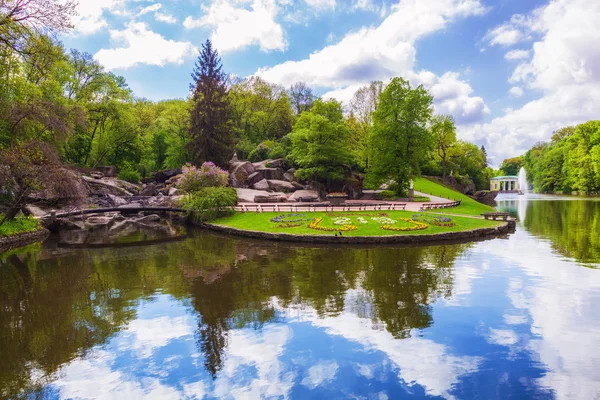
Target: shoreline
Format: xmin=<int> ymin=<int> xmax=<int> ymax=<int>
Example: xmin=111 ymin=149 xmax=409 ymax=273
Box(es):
xmin=0 ymin=228 xmax=50 ymax=252
xmin=202 ymin=220 xmax=515 ymax=245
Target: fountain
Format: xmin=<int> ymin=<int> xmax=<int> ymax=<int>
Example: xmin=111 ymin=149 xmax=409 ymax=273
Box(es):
xmin=518 ymin=167 xmax=528 ymax=195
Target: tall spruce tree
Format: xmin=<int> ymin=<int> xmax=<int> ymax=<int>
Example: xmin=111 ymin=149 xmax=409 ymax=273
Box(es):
xmin=189 ymin=40 xmax=233 ymax=167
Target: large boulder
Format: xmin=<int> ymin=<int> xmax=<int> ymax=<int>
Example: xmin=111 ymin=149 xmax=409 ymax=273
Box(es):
xmin=471 ymin=190 xmax=498 ymax=206
xmin=237 ymin=188 xmax=267 ymax=203
xmin=247 ymin=171 xmax=264 ymax=187
xmin=266 ymin=159 xmax=290 ymax=170
xmin=84 ymin=215 xmax=115 ymax=230
xmin=267 ymin=180 xmax=296 ymax=193
xmin=288 ymin=190 xmax=319 ymax=202
xmin=95 ymin=166 xmax=118 ymax=177
xmin=153 ymin=168 xmax=182 ymax=183
xmin=254 ymin=192 xmax=288 ymax=203
xmin=255 ymin=167 xmax=285 ymax=180
xmin=230 ymin=161 xmax=256 ymax=188
xmin=139 ymin=183 xmax=158 ymax=196
xmin=251 ymin=179 xmax=270 ymax=191
xmin=283 ymin=168 xmax=296 ymax=182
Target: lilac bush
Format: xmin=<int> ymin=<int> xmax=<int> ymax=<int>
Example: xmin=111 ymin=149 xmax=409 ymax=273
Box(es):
xmin=178 ymin=162 xmax=229 ymax=193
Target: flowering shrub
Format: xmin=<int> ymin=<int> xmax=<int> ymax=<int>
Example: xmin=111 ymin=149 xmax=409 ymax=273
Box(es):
xmin=381 ymin=218 xmax=428 ymax=232
xmin=308 ymin=217 xmax=357 ymax=232
xmin=178 ymin=162 xmax=229 ymax=193
xmin=326 ymin=213 xmax=388 ymax=217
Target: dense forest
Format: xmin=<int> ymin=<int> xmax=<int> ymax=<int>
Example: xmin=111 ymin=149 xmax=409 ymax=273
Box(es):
xmin=498 ymin=121 xmax=600 ymax=194
xmin=0 ymin=0 xmax=496 ymax=223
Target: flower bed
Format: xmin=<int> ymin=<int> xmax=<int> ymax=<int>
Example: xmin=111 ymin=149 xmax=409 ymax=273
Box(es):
xmin=270 ymin=213 xmax=313 ymax=223
xmin=380 ymin=218 xmax=428 ymax=232
xmin=411 ymin=214 xmax=457 ymax=227
xmin=308 ymin=217 xmax=358 ymax=232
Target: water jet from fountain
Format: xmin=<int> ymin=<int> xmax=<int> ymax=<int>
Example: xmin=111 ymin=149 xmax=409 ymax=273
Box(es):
xmin=518 ymin=167 xmax=528 ymax=196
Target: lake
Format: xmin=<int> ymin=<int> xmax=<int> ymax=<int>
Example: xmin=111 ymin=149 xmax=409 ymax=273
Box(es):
xmin=1 ymin=197 xmax=599 ymax=399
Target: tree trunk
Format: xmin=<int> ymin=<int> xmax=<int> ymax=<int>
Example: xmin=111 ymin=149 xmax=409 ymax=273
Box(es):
xmin=442 ymin=159 xmax=447 ymax=181
xmin=0 ymin=207 xmax=21 ymax=227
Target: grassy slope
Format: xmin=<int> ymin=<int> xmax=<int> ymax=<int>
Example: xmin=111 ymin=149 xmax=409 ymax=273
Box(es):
xmin=214 ymin=210 xmax=500 ymax=237
xmin=0 ymin=215 xmax=41 ymax=237
xmin=414 ymin=177 xmax=494 ymax=216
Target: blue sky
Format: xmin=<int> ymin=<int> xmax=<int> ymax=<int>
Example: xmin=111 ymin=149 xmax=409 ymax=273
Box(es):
xmin=60 ymin=0 xmax=600 ymax=166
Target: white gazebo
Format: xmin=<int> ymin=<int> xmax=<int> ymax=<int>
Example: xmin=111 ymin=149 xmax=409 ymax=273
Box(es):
xmin=490 ymin=175 xmax=520 ymax=192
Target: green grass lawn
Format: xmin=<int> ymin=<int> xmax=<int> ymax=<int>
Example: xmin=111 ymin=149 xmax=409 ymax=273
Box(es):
xmin=0 ymin=215 xmax=41 ymax=237
xmin=414 ymin=177 xmax=494 ymax=216
xmin=213 ymin=210 xmax=501 ymax=237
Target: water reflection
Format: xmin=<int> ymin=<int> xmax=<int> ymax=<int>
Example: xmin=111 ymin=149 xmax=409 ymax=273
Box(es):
xmin=0 ymin=202 xmax=599 ymax=399
xmin=497 ymin=196 xmax=600 ymax=266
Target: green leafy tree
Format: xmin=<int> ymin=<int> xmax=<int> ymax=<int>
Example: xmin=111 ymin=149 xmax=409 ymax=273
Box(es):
xmin=499 ymin=156 xmax=523 ymax=176
xmin=189 ymin=40 xmax=233 ymax=168
xmin=288 ymin=99 xmax=353 ymax=185
xmin=349 ymin=81 xmax=383 ymax=169
xmin=430 ymin=114 xmax=456 ymax=180
xmin=229 ymin=76 xmax=293 ymax=145
xmin=367 ymin=77 xmax=433 ymax=195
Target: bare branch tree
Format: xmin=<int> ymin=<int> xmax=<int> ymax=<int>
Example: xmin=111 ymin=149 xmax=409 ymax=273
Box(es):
xmin=0 ymin=0 xmax=78 ymax=55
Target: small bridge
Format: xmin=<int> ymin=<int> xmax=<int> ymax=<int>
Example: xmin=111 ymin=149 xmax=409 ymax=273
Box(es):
xmin=41 ymin=206 xmax=185 ymax=222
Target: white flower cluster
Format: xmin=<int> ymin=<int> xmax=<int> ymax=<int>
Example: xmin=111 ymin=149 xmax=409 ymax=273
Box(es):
xmin=357 ymin=217 xmax=368 ymax=224
xmin=333 ymin=217 xmax=352 ymax=225
xmin=372 ymin=217 xmax=396 ymax=225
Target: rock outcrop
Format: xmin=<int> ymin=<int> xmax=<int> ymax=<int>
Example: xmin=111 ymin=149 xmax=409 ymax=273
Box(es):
xmin=267 ymin=180 xmax=296 ymax=193
xmin=288 ymin=190 xmax=319 ymax=202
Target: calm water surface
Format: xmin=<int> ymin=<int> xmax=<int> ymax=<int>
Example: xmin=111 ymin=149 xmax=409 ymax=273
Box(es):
xmin=1 ymin=198 xmax=599 ymax=399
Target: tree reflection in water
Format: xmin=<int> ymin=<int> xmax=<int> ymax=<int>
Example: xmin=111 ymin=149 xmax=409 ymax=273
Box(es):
xmin=0 ymin=231 xmax=472 ymax=395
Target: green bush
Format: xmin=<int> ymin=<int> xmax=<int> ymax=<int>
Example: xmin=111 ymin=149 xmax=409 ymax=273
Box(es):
xmin=268 ymin=144 xmax=288 ymax=159
xmin=180 ymin=187 xmax=238 ymax=222
xmin=118 ymin=166 xmax=141 ymax=183
xmin=412 ymin=196 xmax=431 ymax=202
xmin=248 ymin=140 xmax=275 ymax=162
xmin=235 ymin=138 xmax=256 ymax=160
xmin=0 ymin=215 xmax=40 ymax=237
xmin=378 ymin=190 xmax=398 ymax=200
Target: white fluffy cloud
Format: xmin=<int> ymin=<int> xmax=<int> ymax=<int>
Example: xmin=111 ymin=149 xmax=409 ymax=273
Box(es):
xmin=258 ymin=0 xmax=489 ymax=124
xmin=509 ymin=86 xmax=523 ymax=97
xmin=70 ymin=0 xmax=124 ymax=35
xmin=183 ymin=0 xmax=286 ymax=53
xmin=137 ymin=3 xmax=162 ymax=17
xmin=303 ymin=0 xmax=336 ymax=11
xmin=155 ymin=12 xmax=177 ymax=24
xmin=94 ymin=22 xmax=196 ymax=70
xmin=504 ymin=49 xmax=530 ymax=61
xmin=463 ymin=0 xmax=600 ymax=165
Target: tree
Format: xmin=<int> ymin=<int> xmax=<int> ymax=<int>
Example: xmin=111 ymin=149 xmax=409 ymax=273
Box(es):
xmin=367 ymin=77 xmax=434 ymax=195
xmin=229 ymin=76 xmax=293 ymax=144
xmin=189 ymin=40 xmax=233 ymax=168
xmin=480 ymin=145 xmax=488 ymax=166
xmin=349 ymin=81 xmax=383 ymax=169
xmin=0 ymin=141 xmax=83 ymax=225
xmin=288 ymin=81 xmax=314 ymax=115
xmin=499 ymin=156 xmax=523 ymax=176
xmin=288 ymin=99 xmax=353 ymax=186
xmin=0 ymin=0 xmax=77 ymax=57
xmin=430 ymin=114 xmax=456 ymax=180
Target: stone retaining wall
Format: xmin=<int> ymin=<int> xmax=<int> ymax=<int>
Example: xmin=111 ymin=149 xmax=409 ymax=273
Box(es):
xmin=0 ymin=228 xmax=49 ymax=252
xmin=202 ymin=220 xmax=515 ymax=245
